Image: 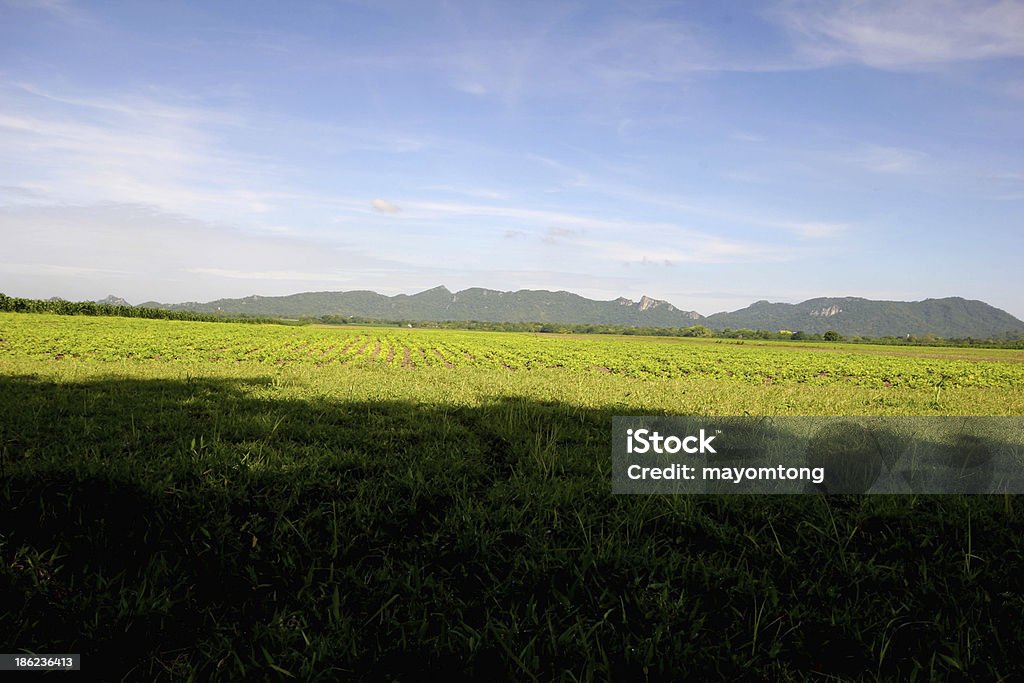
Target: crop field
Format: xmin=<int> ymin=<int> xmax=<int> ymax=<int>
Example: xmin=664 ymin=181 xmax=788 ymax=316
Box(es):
xmin=2 ymin=312 xmax=1024 ymax=680
xmin=5 ymin=313 xmax=1024 ymax=392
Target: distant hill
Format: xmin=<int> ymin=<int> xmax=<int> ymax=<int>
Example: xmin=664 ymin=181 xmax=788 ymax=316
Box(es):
xmin=139 ymin=286 xmax=702 ymax=327
xmin=135 ymin=287 xmax=1024 ymax=338
xmin=703 ymin=296 xmax=1024 ymax=338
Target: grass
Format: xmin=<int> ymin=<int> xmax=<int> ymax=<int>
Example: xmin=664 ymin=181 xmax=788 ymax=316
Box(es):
xmin=1 ymin=314 xmax=1023 ymax=680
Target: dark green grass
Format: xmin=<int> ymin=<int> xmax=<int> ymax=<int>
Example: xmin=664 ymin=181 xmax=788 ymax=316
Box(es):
xmin=2 ymin=373 xmax=1023 ymax=681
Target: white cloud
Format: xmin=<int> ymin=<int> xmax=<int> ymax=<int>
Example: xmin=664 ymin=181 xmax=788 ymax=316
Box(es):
xmin=551 ymin=182 xmax=853 ymax=240
xmin=0 ymin=94 xmax=278 ymax=220
xmin=2 ymin=0 xmax=94 ymax=27
xmin=730 ymin=132 xmax=766 ymax=143
xmin=453 ymin=81 xmax=488 ymax=95
xmin=840 ymin=145 xmax=930 ymax=174
xmin=418 ymin=184 xmax=510 ymax=200
xmin=0 ymin=81 xmax=432 ymax=224
xmin=371 ymin=198 xmax=401 ymax=213
xmin=0 ymin=262 xmax=134 ymax=277
xmin=187 ymin=268 xmax=355 ymax=282
xmin=775 ymin=221 xmax=849 ymax=238
xmin=0 ymin=203 xmax=394 ymax=301
xmin=774 ymin=0 xmax=1024 ymax=68
xmin=387 ymin=198 xmax=809 ymax=264
xmin=541 ymin=226 xmax=581 ymax=245
xmin=427 ymin=5 xmax=800 ymax=107
xmin=579 ymin=237 xmax=798 ymax=266
xmin=9 ymin=82 xmax=237 ymax=124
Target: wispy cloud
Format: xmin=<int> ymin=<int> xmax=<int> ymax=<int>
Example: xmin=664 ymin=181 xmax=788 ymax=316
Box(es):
xmin=389 ymin=198 xmax=813 ymax=264
xmin=0 ymin=81 xmax=432 ymax=223
xmin=423 ymin=4 xmax=802 ymax=107
xmin=774 ymin=221 xmax=848 ymax=238
xmin=841 ymin=145 xmax=930 ymax=174
xmin=8 ymin=82 xmax=236 ymax=124
xmin=546 ymin=181 xmax=854 ymax=240
xmin=418 ymin=184 xmax=511 ymax=201
xmin=773 ymin=0 xmax=1024 ymax=68
xmin=0 ymin=203 xmax=393 ymax=299
xmin=2 ymin=0 xmax=95 ymax=27
xmin=398 ymin=199 xmax=624 ymax=230
xmin=730 ymin=132 xmax=766 ymax=143
xmin=0 ymin=262 xmax=134 ymax=277
xmin=578 ymin=236 xmax=798 ymax=266
xmin=187 ymin=268 xmax=355 ymax=282
xmin=541 ymin=227 xmax=579 ymax=245
xmin=0 ymin=87 xmax=272 ymax=219
xmin=452 ymin=81 xmax=488 ymax=96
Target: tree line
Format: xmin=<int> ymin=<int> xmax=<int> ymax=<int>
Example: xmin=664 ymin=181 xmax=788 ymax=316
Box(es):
xmin=0 ymin=294 xmax=288 ymax=325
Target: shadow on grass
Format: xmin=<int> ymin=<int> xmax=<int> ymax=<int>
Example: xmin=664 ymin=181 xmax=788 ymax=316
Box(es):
xmin=1 ymin=374 xmax=1023 ymax=681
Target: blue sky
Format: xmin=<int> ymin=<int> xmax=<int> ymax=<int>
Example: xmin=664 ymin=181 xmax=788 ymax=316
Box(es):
xmin=1 ymin=0 xmax=1022 ymax=317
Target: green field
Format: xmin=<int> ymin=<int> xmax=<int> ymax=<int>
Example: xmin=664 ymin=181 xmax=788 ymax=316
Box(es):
xmin=2 ymin=313 xmax=1024 ymax=680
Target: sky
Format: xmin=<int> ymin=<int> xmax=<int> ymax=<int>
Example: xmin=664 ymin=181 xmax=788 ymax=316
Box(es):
xmin=1 ymin=0 xmax=1022 ymax=318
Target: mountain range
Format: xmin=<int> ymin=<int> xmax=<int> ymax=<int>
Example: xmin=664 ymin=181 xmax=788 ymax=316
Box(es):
xmin=134 ymin=287 xmax=1024 ymax=338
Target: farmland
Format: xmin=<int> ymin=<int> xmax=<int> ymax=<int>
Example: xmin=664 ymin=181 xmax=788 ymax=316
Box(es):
xmin=5 ymin=313 xmax=1024 ymax=394
xmin=2 ymin=312 xmax=1024 ymax=680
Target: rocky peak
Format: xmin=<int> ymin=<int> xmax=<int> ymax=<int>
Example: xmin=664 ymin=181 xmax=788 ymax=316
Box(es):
xmin=97 ymin=295 xmax=131 ymax=306
xmin=638 ymin=295 xmax=677 ymax=311
xmin=809 ymin=304 xmax=843 ymax=317
xmin=611 ymin=294 xmax=700 ymax=318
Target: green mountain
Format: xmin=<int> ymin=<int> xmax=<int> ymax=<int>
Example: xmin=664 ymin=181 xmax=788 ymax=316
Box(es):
xmin=139 ymin=286 xmax=702 ymax=327
xmin=137 ymin=288 xmax=1024 ymax=338
xmin=703 ymin=296 xmax=1024 ymax=338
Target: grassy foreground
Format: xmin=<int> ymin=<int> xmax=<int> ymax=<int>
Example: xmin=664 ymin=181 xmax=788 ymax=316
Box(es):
xmin=2 ymin=314 xmax=1024 ymax=680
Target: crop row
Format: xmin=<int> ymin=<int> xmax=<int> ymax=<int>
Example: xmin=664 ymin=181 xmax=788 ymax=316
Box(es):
xmin=2 ymin=313 xmax=1023 ymax=389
